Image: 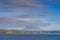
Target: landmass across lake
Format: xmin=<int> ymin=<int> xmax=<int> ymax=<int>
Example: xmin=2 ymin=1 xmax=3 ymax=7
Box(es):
xmin=0 ymin=29 xmax=60 ymax=34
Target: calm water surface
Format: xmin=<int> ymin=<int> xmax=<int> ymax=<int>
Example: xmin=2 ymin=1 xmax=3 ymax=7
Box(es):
xmin=0 ymin=34 xmax=60 ymax=40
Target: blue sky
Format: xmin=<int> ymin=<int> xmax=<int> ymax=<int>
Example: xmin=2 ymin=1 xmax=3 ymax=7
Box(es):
xmin=0 ymin=0 xmax=60 ymax=31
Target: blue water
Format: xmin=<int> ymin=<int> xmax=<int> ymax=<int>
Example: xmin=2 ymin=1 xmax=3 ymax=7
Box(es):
xmin=0 ymin=34 xmax=60 ymax=40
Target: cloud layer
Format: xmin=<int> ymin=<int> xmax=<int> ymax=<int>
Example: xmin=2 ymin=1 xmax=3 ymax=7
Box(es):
xmin=0 ymin=15 xmax=50 ymax=30
xmin=0 ymin=0 xmax=46 ymax=12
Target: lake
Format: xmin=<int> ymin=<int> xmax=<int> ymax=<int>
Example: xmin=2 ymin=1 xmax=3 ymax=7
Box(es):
xmin=0 ymin=34 xmax=60 ymax=40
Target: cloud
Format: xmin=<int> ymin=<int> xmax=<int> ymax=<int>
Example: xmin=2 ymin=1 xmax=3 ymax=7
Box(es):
xmin=14 ymin=13 xmax=50 ymax=18
xmin=26 ymin=3 xmax=45 ymax=8
xmin=0 ymin=0 xmax=46 ymax=12
xmin=48 ymin=19 xmax=60 ymax=22
xmin=0 ymin=15 xmax=50 ymax=30
xmin=13 ymin=0 xmax=45 ymax=8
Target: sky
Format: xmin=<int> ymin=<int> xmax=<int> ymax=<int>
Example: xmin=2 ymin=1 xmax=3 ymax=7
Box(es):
xmin=0 ymin=0 xmax=60 ymax=31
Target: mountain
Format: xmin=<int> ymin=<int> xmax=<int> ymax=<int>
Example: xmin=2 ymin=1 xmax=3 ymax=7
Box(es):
xmin=22 ymin=25 xmax=42 ymax=31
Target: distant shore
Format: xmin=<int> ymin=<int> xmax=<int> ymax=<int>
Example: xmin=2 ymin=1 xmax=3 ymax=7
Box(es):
xmin=0 ymin=29 xmax=60 ymax=34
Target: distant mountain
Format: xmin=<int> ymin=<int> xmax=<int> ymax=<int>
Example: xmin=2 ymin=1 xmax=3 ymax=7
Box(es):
xmin=22 ymin=25 xmax=42 ymax=31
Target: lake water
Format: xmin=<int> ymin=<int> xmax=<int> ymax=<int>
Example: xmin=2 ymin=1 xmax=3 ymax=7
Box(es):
xmin=0 ymin=34 xmax=60 ymax=40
